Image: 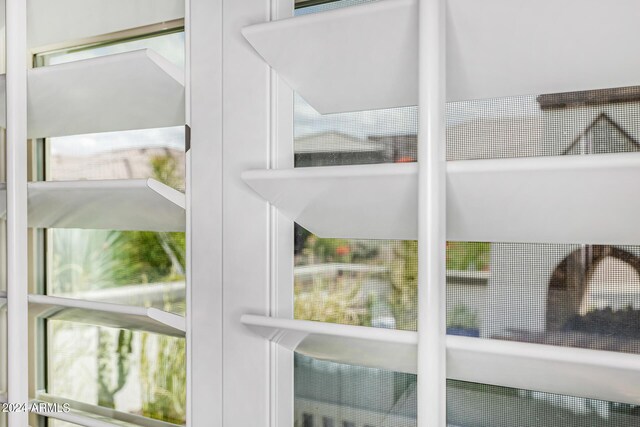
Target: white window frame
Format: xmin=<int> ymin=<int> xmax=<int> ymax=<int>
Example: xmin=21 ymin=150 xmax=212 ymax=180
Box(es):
xmin=5 ymin=4 xmax=189 ymax=426
xmin=4 ymin=0 xmax=640 ymax=426
xmin=217 ymin=0 xmax=640 ymax=426
xmin=189 ymin=0 xmax=296 ymax=425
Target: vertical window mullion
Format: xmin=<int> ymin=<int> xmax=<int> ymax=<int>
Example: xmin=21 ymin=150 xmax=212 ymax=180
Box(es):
xmin=417 ymin=0 xmax=447 ymax=426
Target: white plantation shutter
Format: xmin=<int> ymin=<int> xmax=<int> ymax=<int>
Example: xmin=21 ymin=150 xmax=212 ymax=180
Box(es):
xmin=3 ymin=2 xmax=187 ymax=426
xmin=238 ymin=0 xmax=640 ymax=425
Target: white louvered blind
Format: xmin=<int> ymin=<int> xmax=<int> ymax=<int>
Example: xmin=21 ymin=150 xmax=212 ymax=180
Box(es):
xmin=240 ymin=0 xmax=640 ymax=426
xmin=2 ymin=3 xmax=187 ymax=426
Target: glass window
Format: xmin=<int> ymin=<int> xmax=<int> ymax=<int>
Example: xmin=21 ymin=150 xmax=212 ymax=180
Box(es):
xmin=36 ymin=29 xmax=186 ymax=425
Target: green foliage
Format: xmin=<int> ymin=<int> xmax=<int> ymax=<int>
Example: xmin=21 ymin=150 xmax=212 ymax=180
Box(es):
xmin=446 ymin=304 xmax=478 ymax=329
xmin=50 ymin=229 xmax=186 ymax=292
xmin=50 ymin=229 xmax=124 ymax=293
xmin=294 ymin=278 xmax=368 ymax=326
xmin=140 ymin=331 xmax=186 ymax=424
xmin=390 ymin=240 xmax=418 ymax=331
xmin=138 ymin=153 xmax=187 ymax=423
xmin=150 ymin=155 xmax=183 ymax=190
xmin=303 ymin=235 xmax=353 ymax=263
xmin=113 ymin=231 xmax=186 ymax=285
xmin=446 ymin=242 xmax=490 ymax=271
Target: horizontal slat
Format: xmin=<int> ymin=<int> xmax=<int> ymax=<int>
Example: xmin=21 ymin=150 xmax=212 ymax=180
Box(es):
xmin=27 ymin=178 xmax=185 ymax=231
xmin=0 ymin=49 xmax=184 ymax=138
xmin=0 ymin=178 xmax=185 ymax=231
xmin=242 ymin=314 xmax=417 ymax=373
xmin=242 ymin=314 xmax=640 ymax=405
xmin=242 ymin=163 xmax=416 ymax=239
xmin=29 ymin=295 xmax=185 ymax=337
xmin=243 ymin=0 xmax=640 ymax=113
xmin=242 ymin=152 xmax=640 ymax=244
xmin=30 ymin=403 xmax=130 ymax=427
xmin=242 ymin=0 xmax=415 ymax=114
xmin=446 ymin=336 xmax=640 ymax=406
xmin=63 ymin=281 xmax=185 ymax=307
xmin=35 ymin=393 xmax=182 ymax=427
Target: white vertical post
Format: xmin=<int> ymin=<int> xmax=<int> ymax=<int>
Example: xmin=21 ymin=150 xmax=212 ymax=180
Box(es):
xmin=6 ymin=0 xmax=28 ymax=424
xmin=269 ymin=0 xmax=294 ymax=424
xmin=417 ymin=0 xmax=446 ymax=425
xmin=184 ymin=0 xmax=193 ymax=424
xmin=188 ymin=0 xmax=224 ymax=425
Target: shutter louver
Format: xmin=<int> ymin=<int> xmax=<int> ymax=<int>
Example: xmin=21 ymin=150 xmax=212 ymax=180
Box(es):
xmin=29 ymin=295 xmax=185 ymax=337
xmin=242 ymin=0 xmax=640 ymax=113
xmin=243 ymin=314 xmax=640 ymax=405
xmin=30 ymin=393 xmax=184 ymax=427
xmin=243 ymin=153 xmax=640 ymax=244
xmin=0 ymin=49 xmax=184 ymax=139
xmin=26 ymin=179 xmax=185 ymax=232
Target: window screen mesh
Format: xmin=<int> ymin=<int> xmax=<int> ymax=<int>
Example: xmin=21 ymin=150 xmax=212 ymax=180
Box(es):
xmin=293 ymin=1 xmax=640 ymax=426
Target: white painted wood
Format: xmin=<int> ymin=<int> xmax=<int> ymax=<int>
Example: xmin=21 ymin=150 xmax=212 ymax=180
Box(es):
xmin=270 ymin=0 xmax=296 ymax=425
xmin=31 ymin=404 xmax=133 ymax=427
xmin=243 ymin=315 xmax=640 ymax=406
xmin=243 ymin=152 xmax=640 ymax=244
xmin=29 ymin=294 xmax=185 ymax=337
xmin=17 ymin=178 xmax=185 ymax=231
xmin=219 ymin=0 xmax=275 ymax=425
xmin=188 ymin=0 xmax=223 ymax=424
xmin=242 ymin=314 xmax=417 ymax=374
xmin=242 ymin=0 xmax=640 ymax=113
xmin=446 ymin=0 xmax=640 ymax=102
xmin=242 ymin=163 xmax=417 ymax=239
xmin=242 ymin=0 xmax=416 ymax=114
xmin=0 ymin=49 xmax=185 ymax=138
xmin=446 ymin=335 xmax=640 ymax=406
xmin=418 ymin=0 xmax=447 ymax=424
xmin=36 ymin=393 xmax=181 ymax=427
xmin=28 ymin=49 xmax=184 ymax=138
xmin=6 ymin=0 xmax=29 ymax=423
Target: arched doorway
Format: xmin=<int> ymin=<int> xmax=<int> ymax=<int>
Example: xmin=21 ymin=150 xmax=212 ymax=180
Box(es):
xmin=546 ymin=246 xmax=640 ymax=333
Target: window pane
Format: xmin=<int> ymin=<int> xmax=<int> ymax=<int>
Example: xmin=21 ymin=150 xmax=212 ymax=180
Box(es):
xmin=448 ymin=380 xmax=640 ymax=427
xmin=296 ymin=354 xmax=640 ymax=427
xmin=295 ymin=84 xmax=640 ymax=352
xmin=448 ymin=89 xmax=640 ymax=353
xmin=38 ymin=30 xmax=186 ymax=424
xmin=295 ymin=354 xmax=416 ymax=427
xmin=48 ymin=128 xmax=185 ymax=189
xmin=47 ymin=321 xmax=186 ymax=424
